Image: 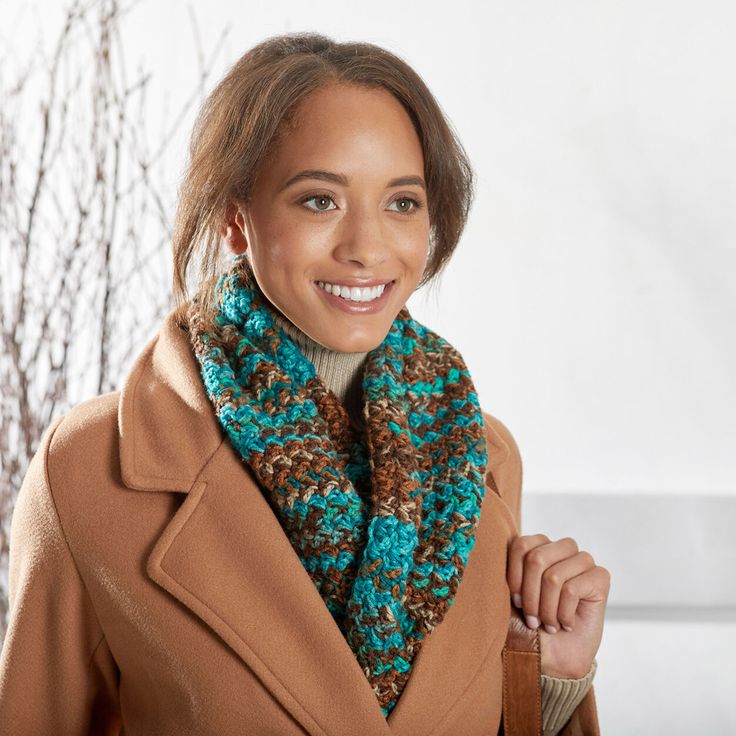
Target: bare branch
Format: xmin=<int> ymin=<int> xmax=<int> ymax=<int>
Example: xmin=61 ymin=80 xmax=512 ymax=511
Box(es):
xmin=0 ymin=0 xmax=226 ymax=639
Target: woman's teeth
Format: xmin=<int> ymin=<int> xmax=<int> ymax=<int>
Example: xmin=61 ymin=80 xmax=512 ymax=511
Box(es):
xmin=317 ymin=281 xmax=387 ymax=302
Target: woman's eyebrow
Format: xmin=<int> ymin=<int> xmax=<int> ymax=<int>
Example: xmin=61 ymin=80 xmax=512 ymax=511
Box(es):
xmin=279 ymin=169 xmax=426 ymax=192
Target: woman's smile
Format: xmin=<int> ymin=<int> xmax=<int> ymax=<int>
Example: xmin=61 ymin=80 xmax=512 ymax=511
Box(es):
xmin=313 ymin=278 xmax=396 ymax=314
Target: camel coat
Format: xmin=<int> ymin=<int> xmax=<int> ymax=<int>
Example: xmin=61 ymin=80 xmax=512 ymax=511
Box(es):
xmin=0 ymin=307 xmax=591 ymax=735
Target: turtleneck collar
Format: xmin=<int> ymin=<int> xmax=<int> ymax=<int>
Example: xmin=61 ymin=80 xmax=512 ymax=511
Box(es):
xmin=270 ymin=310 xmax=369 ymax=430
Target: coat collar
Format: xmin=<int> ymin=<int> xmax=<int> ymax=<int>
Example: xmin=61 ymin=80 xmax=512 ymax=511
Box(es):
xmin=118 ymin=307 xmax=223 ymax=494
xmin=118 ymin=307 xmax=513 ymax=736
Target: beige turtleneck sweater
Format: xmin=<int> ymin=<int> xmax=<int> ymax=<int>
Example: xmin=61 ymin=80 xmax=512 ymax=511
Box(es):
xmin=271 ymin=310 xmax=369 ymax=432
xmin=272 ymin=310 xmax=596 ymax=736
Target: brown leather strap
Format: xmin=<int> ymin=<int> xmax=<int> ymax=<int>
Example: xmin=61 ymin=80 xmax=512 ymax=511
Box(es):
xmin=502 ymin=605 xmax=542 ymax=736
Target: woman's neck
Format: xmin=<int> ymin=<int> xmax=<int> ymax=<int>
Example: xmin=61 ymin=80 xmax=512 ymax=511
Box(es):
xmin=271 ymin=310 xmax=369 ymax=429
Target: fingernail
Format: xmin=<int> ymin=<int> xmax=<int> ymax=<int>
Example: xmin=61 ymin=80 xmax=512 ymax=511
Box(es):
xmin=562 ymin=625 xmax=573 ymax=632
xmin=525 ymin=615 xmax=539 ymax=629
xmin=512 ymin=593 xmax=522 ymax=608
xmin=544 ymin=624 xmax=557 ymax=634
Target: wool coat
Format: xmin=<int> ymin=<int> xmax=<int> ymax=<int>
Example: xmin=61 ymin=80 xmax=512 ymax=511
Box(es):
xmin=0 ymin=307 xmax=597 ymax=735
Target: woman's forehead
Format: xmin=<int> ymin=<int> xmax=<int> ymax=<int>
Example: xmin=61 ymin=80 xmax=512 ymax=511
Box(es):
xmin=264 ymin=85 xmax=425 ymax=186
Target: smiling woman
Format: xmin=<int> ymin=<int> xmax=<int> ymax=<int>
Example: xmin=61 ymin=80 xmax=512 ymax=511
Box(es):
xmin=0 ymin=31 xmax=606 ymax=736
xmin=170 ymin=34 xmax=475 ymax=354
xmin=215 ymin=82 xmax=431 ymax=353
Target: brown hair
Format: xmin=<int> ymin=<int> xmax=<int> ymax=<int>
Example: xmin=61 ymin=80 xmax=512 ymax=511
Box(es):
xmin=171 ymin=31 xmax=475 ymax=332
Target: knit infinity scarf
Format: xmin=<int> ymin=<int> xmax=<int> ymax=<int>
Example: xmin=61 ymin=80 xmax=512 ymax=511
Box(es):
xmin=186 ymin=254 xmax=489 ymax=717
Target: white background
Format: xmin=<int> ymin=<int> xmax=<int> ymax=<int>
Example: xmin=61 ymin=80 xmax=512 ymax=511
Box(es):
xmin=3 ymin=0 xmax=735 ymax=732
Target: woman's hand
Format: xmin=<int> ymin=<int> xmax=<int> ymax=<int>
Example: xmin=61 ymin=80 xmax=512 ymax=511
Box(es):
xmin=507 ymin=534 xmax=611 ymax=679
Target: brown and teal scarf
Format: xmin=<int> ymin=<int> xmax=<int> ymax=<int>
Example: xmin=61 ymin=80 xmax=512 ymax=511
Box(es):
xmin=186 ymin=254 xmax=488 ymax=717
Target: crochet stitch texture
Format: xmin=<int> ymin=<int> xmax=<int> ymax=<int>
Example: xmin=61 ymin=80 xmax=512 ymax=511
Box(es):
xmin=187 ymin=254 xmax=489 ymax=717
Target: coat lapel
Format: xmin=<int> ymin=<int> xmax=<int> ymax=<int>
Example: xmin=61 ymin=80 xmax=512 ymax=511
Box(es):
xmin=118 ymin=308 xmax=510 ymax=736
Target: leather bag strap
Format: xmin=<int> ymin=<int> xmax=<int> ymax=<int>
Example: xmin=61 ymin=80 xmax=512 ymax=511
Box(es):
xmin=502 ymin=605 xmax=543 ymax=736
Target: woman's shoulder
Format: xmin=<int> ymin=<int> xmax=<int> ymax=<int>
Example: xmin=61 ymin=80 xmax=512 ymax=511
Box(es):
xmin=42 ymin=307 xmax=184 ymax=492
xmin=29 ymin=392 xmax=122 ymax=518
xmin=480 ymin=410 xmax=521 ymax=462
xmin=11 ymin=392 xmax=124 ymax=572
xmin=46 ymin=391 xmax=121 ymax=466
xmin=480 ymin=409 xmax=523 ymax=532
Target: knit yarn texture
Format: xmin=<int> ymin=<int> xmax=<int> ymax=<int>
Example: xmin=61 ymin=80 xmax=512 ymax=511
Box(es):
xmin=187 ymin=254 xmax=489 ymax=717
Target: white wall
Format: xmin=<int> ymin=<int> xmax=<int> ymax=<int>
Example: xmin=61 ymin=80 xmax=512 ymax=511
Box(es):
xmin=3 ymin=1 xmax=735 ymax=732
xmin=524 ymin=493 xmax=736 ymax=732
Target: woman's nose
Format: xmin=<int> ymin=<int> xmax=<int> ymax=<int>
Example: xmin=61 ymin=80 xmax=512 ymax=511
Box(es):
xmin=331 ymin=209 xmax=391 ymax=270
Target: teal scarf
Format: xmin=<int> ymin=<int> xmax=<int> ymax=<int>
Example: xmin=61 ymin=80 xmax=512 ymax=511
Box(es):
xmin=187 ymin=254 xmax=488 ymax=717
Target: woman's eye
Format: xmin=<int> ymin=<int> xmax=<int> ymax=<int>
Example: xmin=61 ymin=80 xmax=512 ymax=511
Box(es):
xmin=301 ymin=194 xmax=337 ymax=213
xmin=388 ymin=197 xmax=422 ymax=214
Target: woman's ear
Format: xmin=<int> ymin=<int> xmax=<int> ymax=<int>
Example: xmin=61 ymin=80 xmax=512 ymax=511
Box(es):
xmin=221 ymin=201 xmax=249 ymax=255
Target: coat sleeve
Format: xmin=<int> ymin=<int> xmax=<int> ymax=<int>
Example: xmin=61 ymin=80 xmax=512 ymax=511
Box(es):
xmin=481 ymin=411 xmax=602 ymax=736
xmin=0 ymin=415 xmax=121 ymax=735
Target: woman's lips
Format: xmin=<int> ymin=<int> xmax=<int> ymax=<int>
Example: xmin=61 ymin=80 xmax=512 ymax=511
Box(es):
xmin=314 ymin=280 xmax=395 ymax=314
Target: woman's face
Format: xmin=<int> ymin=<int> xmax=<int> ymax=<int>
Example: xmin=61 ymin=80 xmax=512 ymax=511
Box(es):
xmin=223 ymin=82 xmax=430 ymax=353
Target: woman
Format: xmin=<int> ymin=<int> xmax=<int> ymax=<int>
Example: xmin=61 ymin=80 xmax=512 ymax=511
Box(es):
xmin=0 ymin=32 xmax=609 ymax=735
